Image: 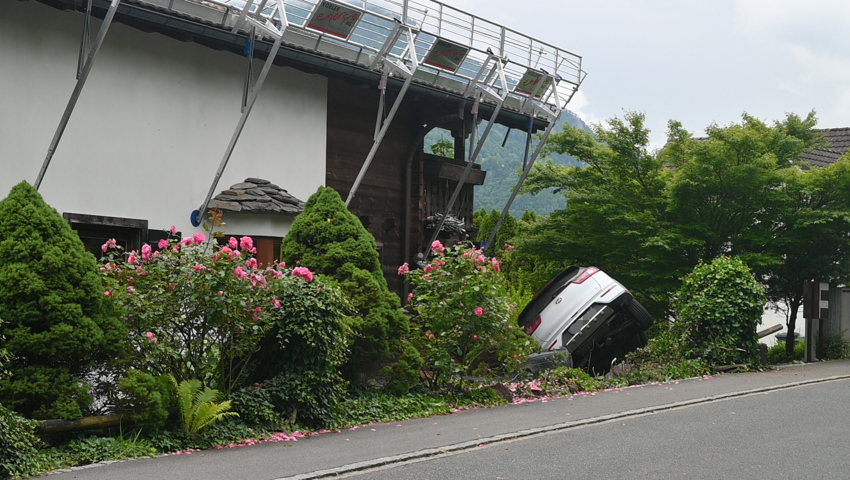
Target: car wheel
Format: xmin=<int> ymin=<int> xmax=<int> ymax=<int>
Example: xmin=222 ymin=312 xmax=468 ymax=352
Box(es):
xmin=627 ymin=298 xmax=653 ymax=331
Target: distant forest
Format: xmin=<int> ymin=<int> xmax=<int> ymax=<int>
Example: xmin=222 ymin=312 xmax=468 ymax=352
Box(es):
xmin=425 ymin=110 xmax=591 ymax=217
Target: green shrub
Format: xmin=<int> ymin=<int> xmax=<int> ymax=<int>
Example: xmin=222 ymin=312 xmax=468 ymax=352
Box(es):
xmin=673 ymin=257 xmax=765 ymax=366
xmin=0 ymin=181 xmax=126 ymax=419
xmin=117 ymin=370 xmax=176 ymax=431
xmin=280 ymin=186 xmax=416 ymax=389
xmin=239 ymin=274 xmax=350 ymax=428
xmin=822 ymin=333 xmax=850 ymax=360
xmin=767 ymin=340 xmax=806 ymax=364
xmin=405 ymin=241 xmax=519 ymax=387
xmin=0 ymin=403 xmax=45 ymax=479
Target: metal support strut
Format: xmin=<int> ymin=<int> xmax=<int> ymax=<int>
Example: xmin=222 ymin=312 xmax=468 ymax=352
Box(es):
xmin=35 ymin=0 xmax=122 ymax=190
xmin=194 ymin=11 xmax=287 ymax=225
xmin=484 ymin=111 xmax=561 ymax=250
xmin=427 ymin=54 xmax=509 ymax=248
xmin=346 ymin=23 xmax=419 ymax=206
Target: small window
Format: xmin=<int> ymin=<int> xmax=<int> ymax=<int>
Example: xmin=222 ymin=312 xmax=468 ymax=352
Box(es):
xmin=64 ymin=213 xmax=149 ymax=260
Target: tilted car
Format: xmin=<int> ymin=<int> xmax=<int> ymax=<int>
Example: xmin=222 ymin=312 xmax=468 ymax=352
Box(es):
xmin=518 ymin=266 xmax=653 ymax=375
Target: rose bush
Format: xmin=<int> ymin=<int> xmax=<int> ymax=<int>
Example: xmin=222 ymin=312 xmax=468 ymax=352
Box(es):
xmin=403 ymin=241 xmax=533 ymax=387
xmin=101 ymin=219 xmax=316 ymax=393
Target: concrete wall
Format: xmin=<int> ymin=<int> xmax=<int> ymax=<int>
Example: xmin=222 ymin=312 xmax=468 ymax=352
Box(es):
xmin=1 ymin=1 xmax=327 ymax=236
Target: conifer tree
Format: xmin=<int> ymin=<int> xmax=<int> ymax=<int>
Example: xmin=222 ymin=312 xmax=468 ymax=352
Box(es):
xmin=281 ymin=186 xmax=420 ymax=390
xmin=0 ymin=182 xmax=125 ymax=419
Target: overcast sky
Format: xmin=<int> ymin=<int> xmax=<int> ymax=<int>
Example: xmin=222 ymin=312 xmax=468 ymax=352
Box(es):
xmin=445 ymin=0 xmax=850 ymax=148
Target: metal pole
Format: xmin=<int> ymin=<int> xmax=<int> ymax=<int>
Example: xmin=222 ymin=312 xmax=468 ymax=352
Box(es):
xmin=195 ymin=29 xmax=284 ymax=224
xmin=484 ymin=111 xmax=561 ymax=251
xmin=35 ymin=0 xmax=122 ymax=190
xmin=346 ymin=26 xmax=419 ymax=206
xmin=345 ymin=71 xmax=416 ymax=206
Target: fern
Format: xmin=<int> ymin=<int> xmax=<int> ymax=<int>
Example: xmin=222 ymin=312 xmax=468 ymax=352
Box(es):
xmin=172 ymin=377 xmax=238 ymax=434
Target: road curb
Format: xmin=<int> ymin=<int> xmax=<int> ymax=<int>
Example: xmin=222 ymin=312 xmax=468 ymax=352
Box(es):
xmin=276 ymin=374 xmax=850 ymax=479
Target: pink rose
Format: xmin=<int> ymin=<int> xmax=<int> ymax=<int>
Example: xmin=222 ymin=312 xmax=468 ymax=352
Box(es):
xmin=171 ymin=225 xmax=178 ymax=235
xmin=195 ymin=264 xmax=205 ymax=271
xmin=145 ymin=332 xmax=154 ymax=338
xmin=431 ymin=240 xmax=445 ymax=255
xmin=491 ymin=258 xmax=501 ymax=271
xmin=240 ymin=236 xmax=256 ymax=254
xmin=235 ymin=266 xmax=248 ymax=279
xmin=127 ymin=286 xmax=135 ymax=294
xmin=397 ymin=263 xmax=410 ymax=276
xmin=141 ymin=244 xmax=152 ymax=262
xmin=101 ymin=238 xmax=118 ymax=252
xmin=292 ymin=267 xmax=314 ymax=282
xmin=193 ymin=232 xmax=206 ymax=244
xmin=181 ymin=237 xmax=193 ymax=246
xmin=229 ymin=237 xmax=239 ymax=249
xmin=128 ymin=254 xmax=139 ymax=265
xmin=475 ymin=307 xmax=484 ymax=316
xmin=246 ymin=258 xmax=258 ymax=269
xmin=408 ymin=293 xmax=414 ymax=300
xmin=273 ymin=299 xmax=282 ymax=308
xmin=158 ymin=239 xmax=169 ymax=249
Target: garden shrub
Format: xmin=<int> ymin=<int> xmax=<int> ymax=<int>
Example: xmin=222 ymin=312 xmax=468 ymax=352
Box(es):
xmin=239 ymin=273 xmax=350 ymax=428
xmin=674 ymin=256 xmax=765 ymax=366
xmin=822 ymin=333 xmax=850 ymax=360
xmin=404 ymin=241 xmax=523 ymax=387
xmin=767 ymin=341 xmax=801 ymax=364
xmin=280 ymin=186 xmax=417 ymax=389
xmin=117 ymin=370 xmax=176 ymax=431
xmin=629 ymin=257 xmax=764 ymax=374
xmin=0 ymin=181 xmax=126 ymax=419
xmin=473 ymin=208 xmax=518 ymax=259
xmin=0 ymin=403 xmax=44 ymax=479
xmin=101 ymin=218 xmax=290 ymax=392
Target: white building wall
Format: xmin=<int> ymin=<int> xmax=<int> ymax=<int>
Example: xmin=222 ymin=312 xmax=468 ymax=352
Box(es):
xmin=1 ymin=1 xmax=327 ymax=236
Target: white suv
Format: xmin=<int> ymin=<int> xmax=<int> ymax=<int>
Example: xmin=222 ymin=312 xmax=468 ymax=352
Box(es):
xmin=519 ymin=266 xmax=653 ymax=375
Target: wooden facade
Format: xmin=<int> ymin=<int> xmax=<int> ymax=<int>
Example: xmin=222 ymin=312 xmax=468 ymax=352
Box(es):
xmin=325 ymin=78 xmax=485 ymax=293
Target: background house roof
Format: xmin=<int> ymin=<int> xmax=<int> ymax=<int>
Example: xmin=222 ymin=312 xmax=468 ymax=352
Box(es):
xmin=801 ymin=127 xmax=850 ymax=167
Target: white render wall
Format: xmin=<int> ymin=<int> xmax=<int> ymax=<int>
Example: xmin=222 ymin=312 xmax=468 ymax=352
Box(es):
xmin=1 ymin=1 xmax=327 ymax=236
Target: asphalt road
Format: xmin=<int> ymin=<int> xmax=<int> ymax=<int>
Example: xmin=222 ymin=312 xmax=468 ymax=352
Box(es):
xmin=41 ymin=360 xmax=850 ymax=480
xmin=346 ymin=375 xmax=850 ymax=479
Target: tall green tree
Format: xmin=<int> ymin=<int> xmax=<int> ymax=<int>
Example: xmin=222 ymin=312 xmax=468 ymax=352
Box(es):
xmin=762 ymin=155 xmax=850 ymax=354
xmin=520 ymin=111 xmax=679 ymax=315
xmin=280 ymin=186 xmax=420 ymax=391
xmin=0 ymin=181 xmax=125 ymax=419
xmin=519 ymin=110 xmax=847 ymax=329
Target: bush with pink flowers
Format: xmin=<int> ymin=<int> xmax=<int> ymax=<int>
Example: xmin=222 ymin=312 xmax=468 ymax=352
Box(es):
xmin=100 ymin=216 xmax=329 ymax=396
xmin=403 ymin=241 xmax=535 ymax=387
